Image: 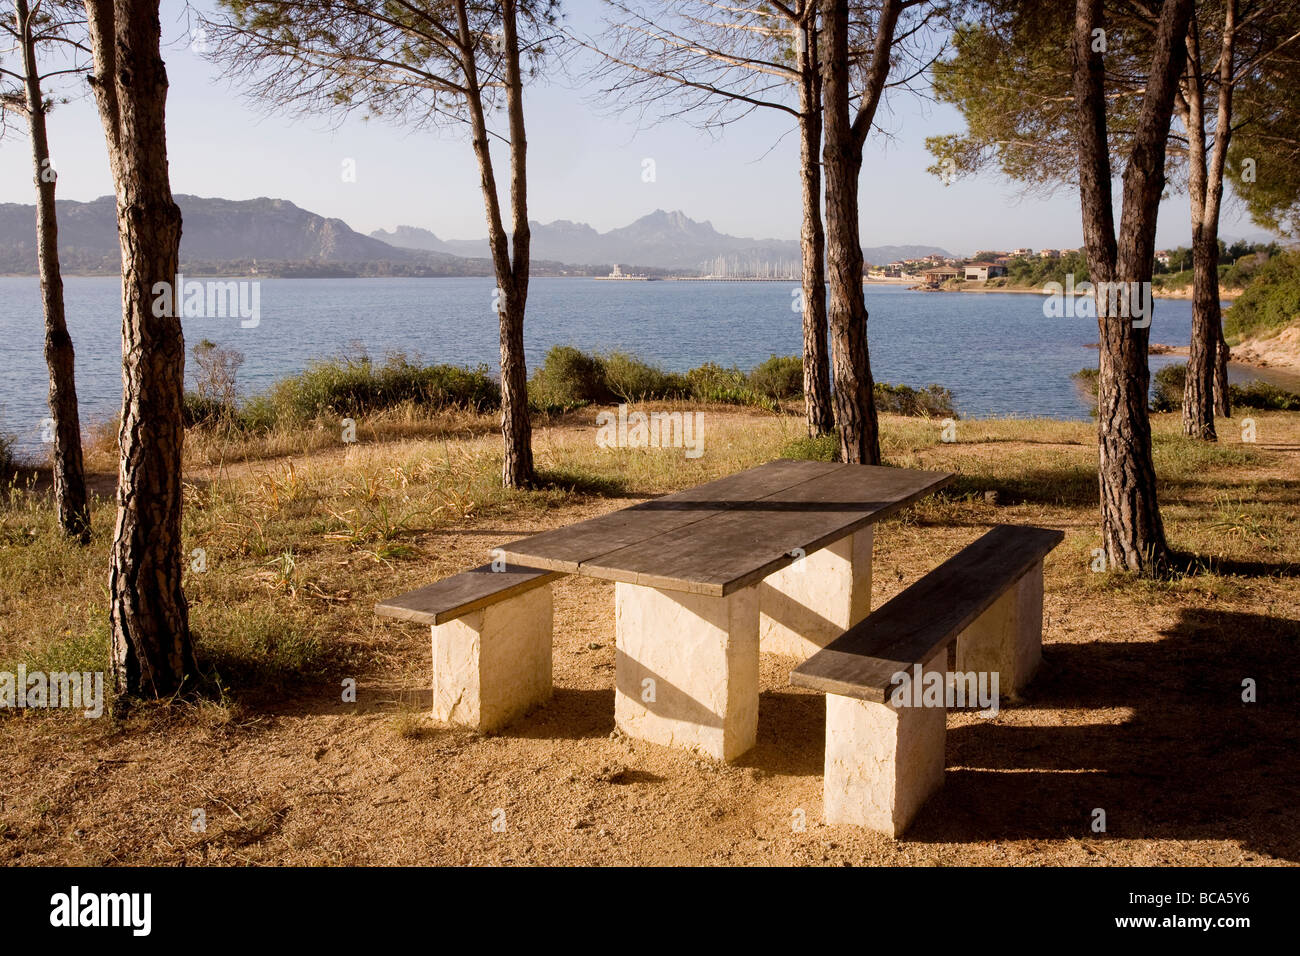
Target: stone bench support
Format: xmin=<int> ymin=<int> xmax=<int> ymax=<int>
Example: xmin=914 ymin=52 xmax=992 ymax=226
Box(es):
xmin=614 ymin=582 xmax=759 ymax=762
xmin=822 ymin=646 xmax=947 ymax=836
xmin=431 ymin=584 xmax=553 ymax=732
xmin=954 ymin=560 xmax=1044 ymax=697
xmin=759 ymin=527 xmax=873 ymax=660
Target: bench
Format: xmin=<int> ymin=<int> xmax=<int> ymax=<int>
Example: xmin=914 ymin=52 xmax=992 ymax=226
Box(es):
xmin=375 ymin=564 xmax=561 ymax=732
xmin=791 ymin=524 xmax=1064 ymax=836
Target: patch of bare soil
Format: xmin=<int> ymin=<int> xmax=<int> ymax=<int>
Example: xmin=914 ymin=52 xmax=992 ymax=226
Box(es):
xmin=1232 ymin=323 xmax=1300 ymax=375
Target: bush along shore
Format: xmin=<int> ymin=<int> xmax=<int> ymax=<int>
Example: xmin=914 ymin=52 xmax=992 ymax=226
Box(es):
xmin=178 ymin=343 xmax=959 ymax=437
xmin=1072 ymin=362 xmax=1300 ymax=414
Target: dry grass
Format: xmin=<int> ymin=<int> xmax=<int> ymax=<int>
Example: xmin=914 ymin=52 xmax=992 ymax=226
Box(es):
xmin=0 ymin=404 xmax=1297 ymax=865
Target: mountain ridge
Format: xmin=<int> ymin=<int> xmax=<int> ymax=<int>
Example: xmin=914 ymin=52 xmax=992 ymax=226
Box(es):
xmin=371 ymin=209 xmax=951 ymax=270
xmin=0 ymin=194 xmax=950 ymax=276
xmin=0 ymin=195 xmax=506 ymax=276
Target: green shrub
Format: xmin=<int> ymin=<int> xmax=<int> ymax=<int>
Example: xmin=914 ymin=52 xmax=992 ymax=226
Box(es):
xmin=1152 ymin=268 xmax=1193 ymax=291
xmin=873 ymin=382 xmax=957 ymax=418
xmin=686 ymin=361 xmax=744 ymax=397
xmin=183 ymin=392 xmax=243 ymax=429
xmin=604 ymin=351 xmax=689 ymax=402
xmin=782 ymin=432 xmax=839 ymax=462
xmin=685 ymin=362 xmax=771 ymax=407
xmin=266 ymin=353 xmax=499 ymax=421
xmin=1151 ymin=363 xmax=1187 ymax=412
xmin=1002 ymin=250 xmax=1090 ymax=288
xmin=1224 ymin=250 xmax=1300 ymax=342
xmin=1071 ymin=367 xmax=1100 ymax=399
xmin=1232 ymin=381 xmax=1300 ymax=411
xmin=748 ymin=354 xmax=804 ymax=400
xmin=528 ymin=345 xmax=611 ymax=406
xmin=182 ymin=352 xmax=500 ymax=433
xmin=1148 ymin=361 xmax=1300 ymax=412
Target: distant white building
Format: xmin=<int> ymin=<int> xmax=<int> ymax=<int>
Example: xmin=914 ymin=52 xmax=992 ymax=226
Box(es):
xmin=1011 ymin=247 xmax=1034 ymax=257
xmin=964 ymin=262 xmax=1007 ymax=281
xmin=1039 ymin=249 xmax=1061 ymax=259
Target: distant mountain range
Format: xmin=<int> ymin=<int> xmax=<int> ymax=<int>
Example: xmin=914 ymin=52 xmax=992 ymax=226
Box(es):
xmin=373 ymin=209 xmax=950 ymax=270
xmin=0 ymin=195 xmax=950 ymax=276
xmin=0 ymin=196 xmax=504 ymax=277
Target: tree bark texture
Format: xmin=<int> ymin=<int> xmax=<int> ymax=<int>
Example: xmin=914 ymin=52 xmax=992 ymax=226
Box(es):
xmin=84 ymin=0 xmax=196 ymax=695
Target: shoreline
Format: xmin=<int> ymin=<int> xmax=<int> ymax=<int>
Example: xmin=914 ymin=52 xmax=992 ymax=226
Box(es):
xmin=905 ymin=282 xmax=1241 ymax=301
xmin=1128 ymin=342 xmax=1300 ymax=386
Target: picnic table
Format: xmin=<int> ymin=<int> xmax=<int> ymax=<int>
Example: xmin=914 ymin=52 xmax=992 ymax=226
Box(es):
xmin=498 ymin=459 xmax=953 ymax=761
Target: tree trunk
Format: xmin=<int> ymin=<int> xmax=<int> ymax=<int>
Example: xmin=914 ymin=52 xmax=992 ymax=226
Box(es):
xmin=1209 ymin=0 xmax=1237 ymax=422
xmin=1178 ymin=26 xmax=1216 ymax=440
xmin=797 ymin=13 xmax=833 ymax=437
xmin=1213 ymin=322 xmax=1231 ymax=416
xmin=1181 ymin=2 xmax=1234 ymax=440
xmin=1095 ymin=298 xmax=1168 ymax=570
xmin=84 ymin=0 xmax=196 ymax=696
xmin=17 ymin=0 xmax=89 ymax=541
xmin=820 ymin=0 xmax=879 ymax=464
xmin=500 ymin=0 xmax=534 ymax=488
xmin=1184 ymin=222 xmax=1220 ymax=438
xmin=458 ymin=0 xmax=534 ymax=488
xmin=1073 ymin=0 xmax=1190 ymax=573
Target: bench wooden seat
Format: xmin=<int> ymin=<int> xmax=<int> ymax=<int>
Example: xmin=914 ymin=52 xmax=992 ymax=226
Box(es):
xmin=375 ymin=563 xmax=562 ymax=733
xmin=791 ymin=524 xmax=1064 ymax=836
xmin=375 ymin=564 xmax=560 ymax=626
xmin=792 ymin=524 xmax=1064 ymax=701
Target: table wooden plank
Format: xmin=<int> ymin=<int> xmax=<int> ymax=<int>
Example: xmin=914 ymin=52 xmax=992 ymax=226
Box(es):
xmin=497 ymin=458 xmax=843 ymax=573
xmin=374 ymin=564 xmax=562 ymax=626
xmin=578 ymin=464 xmax=953 ymax=595
xmin=790 ymin=525 xmax=1064 ymax=701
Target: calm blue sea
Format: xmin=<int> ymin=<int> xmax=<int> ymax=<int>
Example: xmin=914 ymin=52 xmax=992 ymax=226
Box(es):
xmin=0 ymin=275 xmax=1268 ymax=453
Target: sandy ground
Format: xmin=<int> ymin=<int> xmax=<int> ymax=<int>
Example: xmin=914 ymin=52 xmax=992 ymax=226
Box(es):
xmin=2 ymin=422 xmax=1297 ymax=867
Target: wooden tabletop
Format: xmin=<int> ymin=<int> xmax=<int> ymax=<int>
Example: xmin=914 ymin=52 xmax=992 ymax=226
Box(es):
xmin=498 ymin=459 xmax=954 ymax=596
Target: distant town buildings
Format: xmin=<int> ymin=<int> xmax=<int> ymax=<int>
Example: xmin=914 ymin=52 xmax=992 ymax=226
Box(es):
xmin=861 ymin=244 xmax=1096 ymax=287
xmin=922 ymin=266 xmax=962 ymax=286
xmin=964 ymin=261 xmax=1008 ymax=281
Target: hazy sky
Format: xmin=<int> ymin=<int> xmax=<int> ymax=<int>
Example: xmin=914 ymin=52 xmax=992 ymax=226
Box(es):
xmin=0 ymin=0 xmax=1272 ymax=256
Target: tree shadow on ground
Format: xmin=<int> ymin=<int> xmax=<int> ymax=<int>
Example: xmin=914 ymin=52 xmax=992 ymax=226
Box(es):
xmin=941 ymin=470 xmax=1099 ymax=507
xmin=901 ymin=607 xmax=1299 ymax=860
xmin=1168 ymin=551 xmax=1300 ymax=578
xmin=534 ymin=469 xmax=634 ymax=498
xmin=941 ymin=472 xmax=1300 ymax=510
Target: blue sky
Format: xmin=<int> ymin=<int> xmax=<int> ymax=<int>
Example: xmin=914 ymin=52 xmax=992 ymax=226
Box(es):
xmin=0 ymin=0 xmax=1272 ymax=256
